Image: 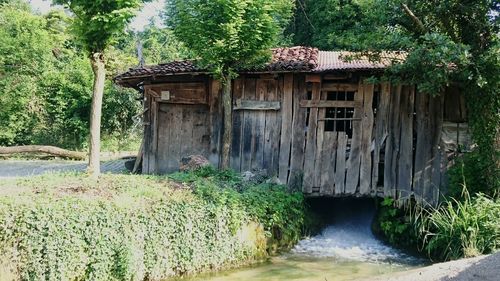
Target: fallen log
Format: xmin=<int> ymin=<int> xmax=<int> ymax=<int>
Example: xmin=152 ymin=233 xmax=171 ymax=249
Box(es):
xmin=0 ymin=145 xmax=86 ymax=160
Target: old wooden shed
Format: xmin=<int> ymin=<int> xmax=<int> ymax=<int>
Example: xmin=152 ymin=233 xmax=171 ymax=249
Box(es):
xmin=115 ymin=47 xmax=469 ymax=204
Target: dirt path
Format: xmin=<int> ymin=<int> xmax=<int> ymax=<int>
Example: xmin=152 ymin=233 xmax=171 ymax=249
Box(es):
xmin=0 ymin=159 xmax=131 ymax=178
xmin=360 ymin=252 xmax=500 ymax=281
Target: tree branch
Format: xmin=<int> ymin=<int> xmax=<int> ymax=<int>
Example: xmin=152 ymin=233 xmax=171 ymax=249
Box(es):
xmin=402 ymin=3 xmax=426 ymax=34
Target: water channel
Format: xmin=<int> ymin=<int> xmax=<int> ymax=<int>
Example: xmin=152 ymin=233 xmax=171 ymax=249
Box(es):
xmin=177 ymin=198 xmax=425 ymax=281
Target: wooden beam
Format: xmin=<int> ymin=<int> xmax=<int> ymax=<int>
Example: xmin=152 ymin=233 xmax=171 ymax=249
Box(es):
xmin=233 ymin=99 xmax=281 ymax=110
xmin=321 ymin=83 xmax=358 ymax=92
xmin=318 ymin=118 xmax=361 ymax=121
xmin=299 ymin=100 xmax=361 ymax=108
xmin=305 ymin=74 xmax=321 ymax=83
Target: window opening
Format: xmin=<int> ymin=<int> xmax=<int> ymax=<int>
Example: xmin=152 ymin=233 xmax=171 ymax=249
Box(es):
xmin=324 ymin=90 xmax=355 ymax=138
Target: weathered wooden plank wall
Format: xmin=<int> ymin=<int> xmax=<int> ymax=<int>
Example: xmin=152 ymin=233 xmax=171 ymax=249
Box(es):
xmin=230 ymin=75 xmax=283 ymax=174
xmin=142 ymin=73 xmax=459 ymax=205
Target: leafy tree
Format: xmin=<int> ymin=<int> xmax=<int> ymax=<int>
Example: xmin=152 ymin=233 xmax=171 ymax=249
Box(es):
xmin=53 ymin=0 xmax=148 ymax=177
xmin=0 ymin=1 xmax=57 ymax=145
xmin=138 ymin=23 xmax=191 ymax=64
xmin=166 ymin=0 xmax=294 ymax=168
xmin=287 ymin=0 xmax=402 ymax=50
xmin=0 ymin=1 xmax=142 ymax=151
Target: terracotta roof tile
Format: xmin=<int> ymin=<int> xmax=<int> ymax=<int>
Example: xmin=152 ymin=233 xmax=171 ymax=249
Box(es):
xmin=115 ymin=46 xmax=319 ymax=82
xmin=115 ymin=47 xmax=405 ymax=84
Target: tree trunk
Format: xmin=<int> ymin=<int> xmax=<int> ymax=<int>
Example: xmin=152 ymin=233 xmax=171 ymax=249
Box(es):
xmin=221 ymin=74 xmax=233 ymax=169
xmin=88 ymin=52 xmax=106 ymax=178
xmin=0 ymin=145 xmax=86 ymax=160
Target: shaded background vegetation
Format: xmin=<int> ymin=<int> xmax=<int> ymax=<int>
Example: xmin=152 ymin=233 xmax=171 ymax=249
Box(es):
xmin=0 ymin=0 xmax=188 ymax=151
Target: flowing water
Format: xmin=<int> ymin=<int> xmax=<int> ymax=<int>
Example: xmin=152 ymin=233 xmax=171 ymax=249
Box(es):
xmin=176 ymin=198 xmax=425 ymax=281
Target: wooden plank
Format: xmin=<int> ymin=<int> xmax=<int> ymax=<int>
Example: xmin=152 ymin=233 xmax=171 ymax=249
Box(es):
xmin=252 ymin=79 xmax=267 ymax=170
xmin=323 ymin=74 xmax=350 ymax=80
xmin=397 ymin=86 xmax=414 ymax=199
xmin=299 ymin=100 xmax=361 ymax=108
xmin=208 ymin=79 xmax=222 ymax=168
xmin=372 ymin=82 xmax=390 ymax=190
xmin=263 ymin=79 xmax=279 ymax=173
xmin=271 ymin=76 xmax=284 ymax=176
xmin=305 ymin=74 xmax=321 ymax=83
xmin=289 ymin=74 xmax=308 ymax=189
xmin=413 ymin=91 xmax=430 ymax=203
xmin=321 ymin=83 xmax=358 ymax=92
xmin=334 ymin=132 xmax=347 ymax=195
xmin=234 ymin=99 xmax=281 ymax=110
xmin=156 ymin=104 xmax=170 ymax=174
xmin=320 ymin=132 xmax=337 ymax=195
xmin=302 ymin=82 xmax=321 ymax=193
xmin=279 ymin=74 xmax=294 ymax=183
xmin=149 ymin=82 xmax=208 ymax=104
xmin=384 ymin=85 xmax=402 ymax=198
xmin=149 ymin=99 xmax=159 ymax=173
xmin=230 ymin=79 xmax=244 ymax=171
xmin=427 ymin=94 xmax=445 ymax=205
xmin=191 ymin=105 xmax=210 ymax=156
xmin=318 ymin=118 xmax=362 ymax=121
xmin=179 ymin=106 xmax=194 ymax=161
xmin=345 ymin=82 xmax=365 ymax=194
xmin=240 ymin=78 xmax=257 ymax=171
xmin=314 ymin=90 xmax=326 ymax=193
xmin=142 ymin=95 xmax=152 ymax=173
xmin=359 ymin=83 xmax=374 ymax=195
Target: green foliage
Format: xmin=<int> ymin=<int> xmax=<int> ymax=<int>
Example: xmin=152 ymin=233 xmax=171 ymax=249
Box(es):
xmin=377 ymin=192 xmax=500 ymax=261
xmin=138 ymin=24 xmax=191 ymax=64
xmin=375 ymin=198 xmax=419 ymax=250
xmin=287 ymin=0 xmax=395 ymax=50
xmin=0 ymin=172 xmax=307 ymax=280
xmin=420 ymin=193 xmax=500 ymax=260
xmin=52 ymin=0 xmax=147 ymax=54
xmin=166 ymin=0 xmax=294 ymax=79
xmin=447 ymin=151 xmax=499 ymax=200
xmin=0 ymin=2 xmax=141 ymax=150
xmin=169 ymin=167 xmax=307 ymax=248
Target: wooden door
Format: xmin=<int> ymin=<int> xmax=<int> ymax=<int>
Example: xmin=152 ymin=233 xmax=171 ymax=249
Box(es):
xmin=301 ymin=82 xmax=370 ymax=196
xmin=156 ymin=103 xmax=210 ymax=173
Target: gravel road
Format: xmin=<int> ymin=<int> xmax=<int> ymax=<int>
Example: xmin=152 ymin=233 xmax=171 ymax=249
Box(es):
xmin=361 ymin=252 xmax=500 ymax=281
xmin=0 ymin=159 xmax=130 ymax=178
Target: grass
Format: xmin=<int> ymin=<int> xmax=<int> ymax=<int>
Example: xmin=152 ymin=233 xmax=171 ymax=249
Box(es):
xmin=0 ymin=169 xmax=307 ymax=280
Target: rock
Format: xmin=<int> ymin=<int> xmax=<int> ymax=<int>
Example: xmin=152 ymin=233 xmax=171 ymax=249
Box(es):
xmin=241 ymin=171 xmax=255 ymax=182
xmin=180 ymin=155 xmax=210 ymax=172
xmin=265 ymin=176 xmax=283 ymax=185
xmin=241 ymin=169 xmax=268 ymax=183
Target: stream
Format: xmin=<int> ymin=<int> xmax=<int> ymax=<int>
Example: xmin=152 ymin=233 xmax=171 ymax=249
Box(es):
xmin=176 ymin=198 xmax=425 ymax=281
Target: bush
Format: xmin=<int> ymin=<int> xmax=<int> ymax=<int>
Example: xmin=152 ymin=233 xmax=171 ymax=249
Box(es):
xmin=0 ymin=171 xmax=307 ymax=280
xmin=374 ymin=197 xmax=420 ymax=251
xmin=376 ymin=193 xmax=500 ymax=262
xmin=420 ymin=193 xmax=500 ymax=261
xmin=447 ymin=151 xmax=500 ymax=200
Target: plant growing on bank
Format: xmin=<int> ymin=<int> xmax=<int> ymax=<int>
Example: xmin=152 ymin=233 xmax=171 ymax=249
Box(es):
xmin=53 ymin=0 xmax=148 ymax=177
xmin=421 ymin=193 xmax=500 ymax=260
xmin=165 ymin=0 xmax=294 ymax=168
xmin=0 ymin=170 xmax=307 ymax=280
xmin=377 ymin=191 xmax=500 ymax=261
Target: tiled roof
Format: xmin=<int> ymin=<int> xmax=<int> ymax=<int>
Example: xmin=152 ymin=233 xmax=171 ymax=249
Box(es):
xmin=314 ymin=51 xmax=406 ymax=71
xmin=115 ymin=47 xmax=405 ymax=84
xmin=115 ymin=46 xmax=319 ymax=82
